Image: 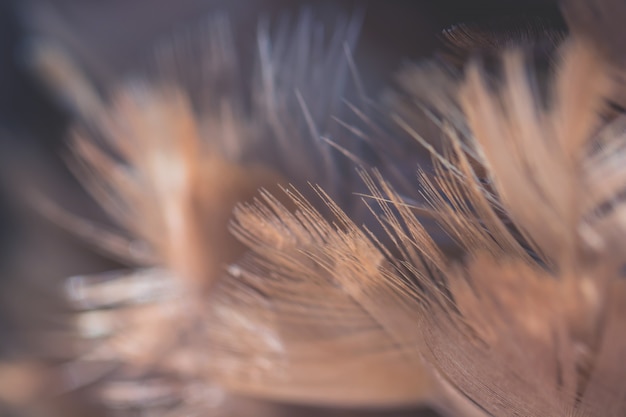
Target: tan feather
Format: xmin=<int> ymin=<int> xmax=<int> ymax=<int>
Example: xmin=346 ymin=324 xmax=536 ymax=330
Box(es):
xmin=372 ymin=36 xmax=626 ymax=417
xmin=56 ymin=10 xmax=438 ymax=414
xmin=27 ymin=2 xmax=626 ymax=417
xmin=222 ymin=22 xmax=626 ymax=417
xmin=71 ymin=85 xmax=285 ymax=293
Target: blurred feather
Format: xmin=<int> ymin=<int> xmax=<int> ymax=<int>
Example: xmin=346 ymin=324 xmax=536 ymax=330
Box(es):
xmin=563 ymin=0 xmax=626 ymax=113
xmin=396 ymin=36 xmax=626 ymax=416
xmin=440 ymin=17 xmax=565 ymax=68
xmin=34 ymin=9 xmax=447 ymax=415
xmin=12 ymin=1 xmax=626 ymax=417
xmin=224 ymin=7 xmax=626 ymax=417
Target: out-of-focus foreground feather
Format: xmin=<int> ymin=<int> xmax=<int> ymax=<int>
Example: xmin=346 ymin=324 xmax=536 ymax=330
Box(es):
xmin=8 ymin=0 xmax=626 ymax=416
xmin=35 ymin=10 xmax=449 ymax=415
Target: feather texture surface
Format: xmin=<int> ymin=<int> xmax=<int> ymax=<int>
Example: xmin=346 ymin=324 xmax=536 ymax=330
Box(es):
xmin=57 ymin=10 xmax=445 ymax=414
xmin=221 ymin=19 xmax=626 ymax=417
xmin=21 ymin=1 xmax=626 ymax=416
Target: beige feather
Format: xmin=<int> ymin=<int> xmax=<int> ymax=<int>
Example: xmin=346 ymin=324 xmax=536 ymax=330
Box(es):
xmin=219 ymin=19 xmax=626 ymax=417
xmin=23 ymin=2 xmax=626 ymax=417
xmin=366 ymin=36 xmax=625 ymax=417
xmin=51 ymin=10 xmax=446 ymax=415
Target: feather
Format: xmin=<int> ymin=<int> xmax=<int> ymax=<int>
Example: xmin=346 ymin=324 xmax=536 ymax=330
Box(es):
xmin=71 ymin=83 xmax=284 ymax=293
xmin=563 ymin=0 xmax=626 ymax=113
xmin=25 ymin=1 xmax=626 ymax=416
xmin=53 ymin=10 xmax=443 ymax=414
xmin=360 ymin=35 xmax=625 ymax=417
xmin=31 ymin=8 xmax=365 ymax=294
xmin=439 ymin=18 xmax=565 ymax=69
xmin=221 ymin=13 xmax=626 ymax=417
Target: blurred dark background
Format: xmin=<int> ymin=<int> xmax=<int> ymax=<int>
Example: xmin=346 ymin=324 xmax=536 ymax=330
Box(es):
xmin=0 ymin=0 xmax=561 ymax=416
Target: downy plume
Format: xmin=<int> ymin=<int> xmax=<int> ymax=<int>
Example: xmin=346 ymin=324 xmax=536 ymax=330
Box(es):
xmin=20 ymin=1 xmax=626 ymax=416
xmin=47 ymin=10 xmax=443 ymax=415
xmin=226 ymin=10 xmax=626 ymax=417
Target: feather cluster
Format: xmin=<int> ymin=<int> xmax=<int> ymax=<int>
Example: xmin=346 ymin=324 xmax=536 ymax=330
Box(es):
xmin=25 ymin=1 xmax=626 ymax=416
